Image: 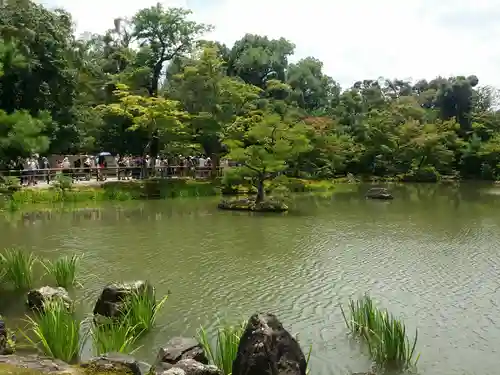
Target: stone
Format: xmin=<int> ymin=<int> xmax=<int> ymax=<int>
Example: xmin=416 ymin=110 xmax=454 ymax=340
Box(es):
xmin=232 ymin=313 xmax=307 ymax=375
xmin=0 ymin=318 xmax=15 ymax=355
xmin=26 ymin=286 xmax=72 ymax=311
xmin=365 ymin=187 xmax=393 ymax=200
xmin=157 ymin=337 xmax=208 ymax=365
xmin=81 ymin=353 xmax=151 ymax=375
xmin=93 ymin=281 xmax=154 ymax=319
xmin=0 ymin=354 xmax=76 ymax=374
xmin=162 ymin=359 xmax=221 ymax=375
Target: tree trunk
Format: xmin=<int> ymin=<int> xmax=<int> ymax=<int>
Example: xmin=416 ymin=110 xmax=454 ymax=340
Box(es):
xmin=256 ymin=178 xmax=265 ymax=203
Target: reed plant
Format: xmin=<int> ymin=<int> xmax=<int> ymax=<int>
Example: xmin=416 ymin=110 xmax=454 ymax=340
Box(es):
xmin=124 ymin=289 xmax=168 ymax=334
xmin=89 ymin=316 xmax=141 ymax=355
xmin=340 ymin=294 xmax=419 ymax=370
xmin=42 ymin=254 xmax=82 ymax=288
xmin=0 ymin=247 xmax=36 ymax=290
xmin=23 ymin=299 xmax=81 ymax=363
xmin=197 ymin=320 xmax=246 ymax=375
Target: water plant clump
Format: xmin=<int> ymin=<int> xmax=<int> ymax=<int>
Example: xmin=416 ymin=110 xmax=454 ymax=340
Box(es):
xmin=340 ymin=294 xmax=420 ymax=370
xmin=89 ymin=316 xmax=141 ymax=355
xmin=42 ymin=254 xmax=82 ymax=288
xmin=124 ymin=288 xmax=168 ymax=334
xmin=0 ymin=248 xmax=37 ymax=290
xmin=197 ymin=320 xmax=247 ymax=375
xmin=23 ymin=299 xmax=81 ymax=363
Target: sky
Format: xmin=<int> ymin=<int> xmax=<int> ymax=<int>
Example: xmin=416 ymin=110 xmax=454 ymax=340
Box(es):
xmin=38 ymin=0 xmax=500 ymax=89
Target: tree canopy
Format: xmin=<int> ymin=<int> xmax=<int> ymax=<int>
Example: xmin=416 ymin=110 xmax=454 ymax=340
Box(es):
xmin=1 ymin=0 xmax=500 ymax=181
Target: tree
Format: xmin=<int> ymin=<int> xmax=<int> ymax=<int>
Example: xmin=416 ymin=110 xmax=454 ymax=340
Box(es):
xmin=131 ymin=4 xmax=212 ymax=96
xmin=225 ymin=113 xmax=311 ymax=203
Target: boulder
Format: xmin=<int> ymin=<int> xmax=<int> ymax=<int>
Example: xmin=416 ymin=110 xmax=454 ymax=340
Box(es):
xmin=27 ymin=286 xmax=72 ymax=311
xmin=93 ymin=281 xmax=154 ymax=319
xmin=157 ymin=337 xmax=208 ymax=365
xmin=0 ymin=319 xmax=15 ymax=355
xmin=232 ymin=313 xmax=306 ymax=375
xmin=0 ymin=354 xmax=75 ymax=374
xmin=161 ymin=359 xmax=221 ymax=375
xmin=81 ymin=353 xmax=151 ymax=375
xmin=365 ymin=187 xmax=393 ymax=200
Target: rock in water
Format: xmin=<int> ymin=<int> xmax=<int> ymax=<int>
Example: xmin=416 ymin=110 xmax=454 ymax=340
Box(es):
xmin=232 ymin=313 xmax=307 ymax=375
xmin=26 ymin=286 xmax=72 ymax=311
xmin=93 ymin=280 xmax=154 ymax=319
xmin=365 ymin=187 xmax=393 ymax=200
xmin=157 ymin=337 xmax=208 ymax=365
xmin=0 ymin=319 xmax=14 ymax=355
xmin=162 ymin=359 xmax=221 ymax=375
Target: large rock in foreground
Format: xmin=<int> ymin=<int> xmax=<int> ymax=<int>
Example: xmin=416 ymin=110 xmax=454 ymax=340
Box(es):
xmin=81 ymin=353 xmax=151 ymax=375
xmin=93 ymin=280 xmax=153 ymax=319
xmin=0 ymin=354 xmax=74 ymax=374
xmin=232 ymin=313 xmax=307 ymax=375
xmin=365 ymin=187 xmax=393 ymax=200
xmin=157 ymin=337 xmax=208 ymax=365
xmin=218 ymin=198 xmax=288 ymax=213
xmin=27 ymin=286 xmax=72 ymax=311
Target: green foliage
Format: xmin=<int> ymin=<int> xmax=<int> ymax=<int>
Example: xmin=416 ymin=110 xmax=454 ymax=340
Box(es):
xmin=197 ymin=320 xmax=246 ymax=375
xmin=89 ymin=316 xmax=140 ymax=355
xmin=42 ymin=254 xmax=81 ymax=288
xmin=53 ymin=174 xmax=73 ymax=192
xmin=23 ymin=299 xmax=81 ymax=363
xmin=340 ymin=294 xmax=419 ymax=370
xmin=124 ymin=289 xmax=168 ymax=334
xmin=0 ymin=248 xmax=36 ymax=290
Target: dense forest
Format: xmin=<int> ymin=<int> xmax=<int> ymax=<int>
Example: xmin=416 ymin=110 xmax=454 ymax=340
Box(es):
xmin=1 ymin=0 xmax=500 ymax=182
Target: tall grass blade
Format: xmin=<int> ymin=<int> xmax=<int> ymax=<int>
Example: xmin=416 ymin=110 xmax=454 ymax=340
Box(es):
xmin=89 ymin=316 xmax=142 ymax=355
xmin=42 ymin=254 xmax=82 ymax=288
xmin=0 ymin=248 xmax=36 ymax=290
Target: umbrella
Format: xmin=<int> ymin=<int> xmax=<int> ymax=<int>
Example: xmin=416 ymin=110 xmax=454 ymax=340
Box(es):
xmin=98 ymin=152 xmax=111 ymax=156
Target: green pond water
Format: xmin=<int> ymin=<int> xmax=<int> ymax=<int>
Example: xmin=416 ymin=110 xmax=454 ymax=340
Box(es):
xmin=1 ymin=183 xmax=500 ymax=375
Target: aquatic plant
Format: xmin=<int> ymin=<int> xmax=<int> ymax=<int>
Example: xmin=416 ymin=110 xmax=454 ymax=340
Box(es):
xmin=197 ymin=320 xmax=246 ymax=375
xmin=0 ymin=248 xmax=36 ymax=290
xmin=89 ymin=316 xmax=141 ymax=355
xmin=42 ymin=254 xmax=82 ymax=288
xmin=124 ymin=288 xmax=168 ymax=334
xmin=340 ymin=294 xmax=419 ymax=369
xmin=23 ymin=299 xmax=81 ymax=363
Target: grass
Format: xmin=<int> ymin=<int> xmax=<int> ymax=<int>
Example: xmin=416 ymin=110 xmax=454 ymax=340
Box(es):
xmin=197 ymin=320 xmax=247 ymax=375
xmin=0 ymin=248 xmax=37 ymax=290
xmin=22 ymin=299 xmax=81 ymax=363
xmin=124 ymin=289 xmax=168 ymax=334
xmin=42 ymin=254 xmax=82 ymax=288
xmin=340 ymin=294 xmax=419 ymax=370
xmin=89 ymin=316 xmax=141 ymax=355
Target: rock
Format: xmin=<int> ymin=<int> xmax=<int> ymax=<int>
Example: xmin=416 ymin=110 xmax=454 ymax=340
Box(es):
xmin=157 ymin=337 xmax=208 ymax=365
xmin=218 ymin=198 xmax=288 ymax=213
xmin=93 ymin=281 xmax=154 ymax=319
xmin=0 ymin=319 xmax=15 ymax=355
xmin=81 ymin=353 xmax=151 ymax=375
xmin=232 ymin=313 xmax=307 ymax=375
xmin=0 ymin=354 xmax=75 ymax=374
xmin=27 ymin=286 xmax=72 ymax=311
xmin=162 ymin=359 xmax=221 ymax=375
xmin=365 ymin=187 xmax=393 ymax=200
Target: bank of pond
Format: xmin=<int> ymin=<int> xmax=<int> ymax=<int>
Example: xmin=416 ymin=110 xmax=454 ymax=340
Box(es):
xmin=0 ymin=248 xmax=419 ymax=375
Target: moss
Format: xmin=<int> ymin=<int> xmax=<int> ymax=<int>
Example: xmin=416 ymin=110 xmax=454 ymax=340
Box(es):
xmin=0 ymin=363 xmax=132 ymax=375
xmin=218 ymin=198 xmax=288 ymax=212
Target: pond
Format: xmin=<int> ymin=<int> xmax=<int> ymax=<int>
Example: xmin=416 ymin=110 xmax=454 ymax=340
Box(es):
xmin=1 ymin=183 xmax=500 ymax=375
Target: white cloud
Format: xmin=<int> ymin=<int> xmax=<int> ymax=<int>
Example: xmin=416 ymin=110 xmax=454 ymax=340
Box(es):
xmin=39 ymin=0 xmax=500 ymax=88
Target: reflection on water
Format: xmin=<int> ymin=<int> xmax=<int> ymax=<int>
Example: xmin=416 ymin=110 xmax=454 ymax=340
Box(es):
xmin=1 ymin=183 xmax=500 ymax=375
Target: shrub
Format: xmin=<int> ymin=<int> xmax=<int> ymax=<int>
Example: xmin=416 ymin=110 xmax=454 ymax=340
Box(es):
xmin=23 ymin=299 xmax=81 ymax=363
xmin=42 ymin=254 xmax=82 ymax=288
xmin=0 ymin=248 xmax=37 ymax=290
xmin=197 ymin=320 xmax=246 ymax=375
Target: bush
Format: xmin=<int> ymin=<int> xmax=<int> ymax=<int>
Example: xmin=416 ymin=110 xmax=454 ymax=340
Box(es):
xmin=401 ymin=166 xmax=440 ymax=182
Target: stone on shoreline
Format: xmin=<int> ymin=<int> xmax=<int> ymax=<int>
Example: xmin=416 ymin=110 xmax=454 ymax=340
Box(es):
xmin=160 ymin=359 xmax=221 ymax=375
xmin=217 ymin=198 xmax=288 ymax=213
xmin=81 ymin=353 xmax=150 ymax=375
xmin=365 ymin=187 xmax=393 ymax=200
xmin=0 ymin=319 xmax=14 ymax=355
xmin=27 ymin=286 xmax=72 ymax=311
xmin=232 ymin=313 xmax=307 ymax=375
xmin=0 ymin=354 xmax=75 ymax=374
xmin=157 ymin=337 xmax=208 ymax=365
xmin=93 ymin=281 xmax=154 ymax=319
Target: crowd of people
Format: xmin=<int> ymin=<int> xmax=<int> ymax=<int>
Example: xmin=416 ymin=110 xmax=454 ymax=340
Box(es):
xmin=2 ymin=153 xmax=226 ymax=186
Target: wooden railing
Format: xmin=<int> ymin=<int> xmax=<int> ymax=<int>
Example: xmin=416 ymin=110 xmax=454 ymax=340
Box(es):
xmin=0 ymin=166 xmax=224 ymax=185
